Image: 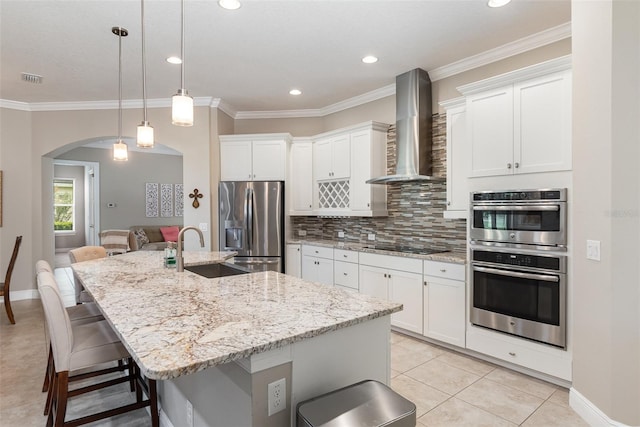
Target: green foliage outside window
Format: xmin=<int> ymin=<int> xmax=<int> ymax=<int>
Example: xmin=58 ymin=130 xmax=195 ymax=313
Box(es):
xmin=54 ymin=179 xmax=74 ymax=231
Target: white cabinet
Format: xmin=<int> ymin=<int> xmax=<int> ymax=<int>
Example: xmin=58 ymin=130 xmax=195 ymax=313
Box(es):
xmin=313 ymin=122 xmax=388 ymax=217
xmin=359 ymin=253 xmax=423 ymax=334
xmin=440 ymin=98 xmax=469 ymax=219
xmin=220 ymin=134 xmax=291 ymax=181
xmin=301 ymin=245 xmax=334 ymax=286
xmin=289 ymin=139 xmax=313 ymax=215
xmin=349 ymin=126 xmax=388 ymax=215
xmin=423 ymin=260 xmax=466 ymax=348
xmin=459 ymin=57 xmax=572 ymax=178
xmin=286 ymin=244 xmax=302 ymax=278
xmin=333 ymin=249 xmax=359 ymax=292
xmin=313 ymin=135 xmax=350 ymax=180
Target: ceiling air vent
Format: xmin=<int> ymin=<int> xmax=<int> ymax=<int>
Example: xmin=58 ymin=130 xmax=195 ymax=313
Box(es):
xmin=21 ymin=72 xmax=43 ymax=84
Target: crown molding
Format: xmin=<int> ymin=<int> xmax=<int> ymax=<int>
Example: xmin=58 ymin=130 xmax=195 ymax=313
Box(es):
xmin=429 ymin=22 xmax=571 ymax=82
xmin=1 ymin=23 xmax=571 ymax=117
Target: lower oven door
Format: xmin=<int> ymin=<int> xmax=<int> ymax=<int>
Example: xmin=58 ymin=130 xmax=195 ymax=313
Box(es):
xmin=471 ymin=263 xmax=566 ymax=348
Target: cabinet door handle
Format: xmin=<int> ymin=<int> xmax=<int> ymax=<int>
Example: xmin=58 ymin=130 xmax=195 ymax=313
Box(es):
xmin=508 ymin=352 xmax=516 ymax=357
xmin=343 ymin=254 xmax=348 ymax=258
xmin=507 ymin=163 xmax=512 ymax=169
xmin=309 ymin=204 xmax=312 ymax=208
xmin=440 ymin=268 xmax=446 ymax=273
xmin=424 ymin=281 xmax=427 ymax=286
xmin=343 ymin=272 xmax=348 ymax=276
xmin=447 ymin=201 xmax=451 ymax=206
xmin=514 ymin=162 xmax=520 ymax=169
xmin=383 ymin=273 xmax=387 ymax=278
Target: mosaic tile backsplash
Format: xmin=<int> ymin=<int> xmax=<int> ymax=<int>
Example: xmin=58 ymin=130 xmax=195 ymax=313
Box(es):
xmin=290 ymin=114 xmax=467 ymax=252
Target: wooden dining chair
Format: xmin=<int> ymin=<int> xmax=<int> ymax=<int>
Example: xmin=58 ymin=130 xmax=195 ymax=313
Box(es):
xmin=1 ymin=235 xmax=22 ymax=324
xmin=37 ymin=270 xmax=158 ymax=427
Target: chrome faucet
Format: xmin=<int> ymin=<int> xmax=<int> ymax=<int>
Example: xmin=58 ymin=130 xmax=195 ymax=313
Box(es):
xmin=177 ymin=226 xmax=205 ymax=272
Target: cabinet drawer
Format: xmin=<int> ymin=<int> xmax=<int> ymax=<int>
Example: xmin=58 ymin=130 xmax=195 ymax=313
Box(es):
xmin=302 ymin=245 xmax=333 ymax=259
xmin=466 ymin=326 xmax=571 ymax=381
xmin=423 ymin=260 xmax=465 ymax=281
xmin=359 ymin=252 xmax=422 ymax=274
xmin=334 ymin=261 xmax=359 ymax=290
xmin=334 ymin=249 xmax=359 ymax=263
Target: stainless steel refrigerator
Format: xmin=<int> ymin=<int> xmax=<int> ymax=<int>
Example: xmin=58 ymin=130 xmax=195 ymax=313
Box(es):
xmin=218 ymin=181 xmax=284 ymax=272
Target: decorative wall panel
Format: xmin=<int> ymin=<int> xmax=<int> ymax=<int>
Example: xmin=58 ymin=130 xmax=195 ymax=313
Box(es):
xmin=145 ymin=183 xmax=159 ymax=217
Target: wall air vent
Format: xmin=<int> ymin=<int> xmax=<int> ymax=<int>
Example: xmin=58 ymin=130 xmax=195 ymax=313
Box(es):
xmin=21 ymin=72 xmax=43 ymax=84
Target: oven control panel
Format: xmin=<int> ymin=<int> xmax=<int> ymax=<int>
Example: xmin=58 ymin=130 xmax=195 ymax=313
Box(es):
xmin=472 ymin=189 xmax=566 ymax=202
xmin=472 ymin=250 xmax=564 ymax=272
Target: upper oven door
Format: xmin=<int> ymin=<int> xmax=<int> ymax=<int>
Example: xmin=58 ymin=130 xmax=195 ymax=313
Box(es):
xmin=470 ymin=203 xmax=566 ymax=247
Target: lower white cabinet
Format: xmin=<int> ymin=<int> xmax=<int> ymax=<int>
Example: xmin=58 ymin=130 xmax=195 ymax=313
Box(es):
xmin=423 ymin=260 xmax=466 ymax=347
xmin=301 ymin=245 xmax=334 ymax=286
xmin=359 ymin=253 xmax=423 ymax=335
xmin=334 ymin=249 xmax=359 ymax=292
xmin=286 ymin=244 xmax=302 ymax=278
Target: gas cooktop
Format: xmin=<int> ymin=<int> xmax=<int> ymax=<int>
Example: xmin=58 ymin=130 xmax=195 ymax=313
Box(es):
xmin=362 ymin=245 xmax=448 ymax=256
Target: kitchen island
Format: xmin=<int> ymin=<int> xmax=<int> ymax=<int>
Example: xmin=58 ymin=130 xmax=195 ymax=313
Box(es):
xmin=72 ymin=250 xmax=402 ymax=427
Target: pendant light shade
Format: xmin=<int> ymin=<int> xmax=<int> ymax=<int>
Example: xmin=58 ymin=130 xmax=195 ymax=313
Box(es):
xmin=172 ymin=89 xmax=193 ymax=126
xmin=137 ymin=0 xmax=154 ymax=147
xmin=172 ymin=0 xmax=193 ymax=126
xmin=112 ymin=26 xmax=129 ymax=161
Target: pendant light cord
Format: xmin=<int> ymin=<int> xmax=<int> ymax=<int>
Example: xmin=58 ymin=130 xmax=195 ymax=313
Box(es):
xmin=141 ymin=0 xmax=148 ymax=121
xmin=118 ymin=29 xmax=123 ymax=141
xmin=180 ymin=0 xmax=185 ymax=90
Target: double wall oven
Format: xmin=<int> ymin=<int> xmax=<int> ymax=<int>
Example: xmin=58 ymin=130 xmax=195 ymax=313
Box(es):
xmin=469 ymin=189 xmax=568 ymax=348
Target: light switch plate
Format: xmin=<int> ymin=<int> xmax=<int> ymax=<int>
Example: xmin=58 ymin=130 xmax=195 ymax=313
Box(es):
xmin=587 ymin=240 xmax=601 ymax=261
xmin=199 ymin=222 xmax=208 ymax=232
xmin=367 ymin=233 xmax=376 ymax=241
xmin=298 ymin=230 xmax=307 ymax=237
xmin=337 ymin=231 xmax=345 ymax=238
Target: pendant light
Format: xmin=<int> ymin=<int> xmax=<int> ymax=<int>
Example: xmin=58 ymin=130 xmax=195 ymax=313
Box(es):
xmin=171 ymin=0 xmax=193 ymax=126
xmin=112 ymin=26 xmax=129 ymax=161
xmin=137 ymin=0 xmax=154 ymax=148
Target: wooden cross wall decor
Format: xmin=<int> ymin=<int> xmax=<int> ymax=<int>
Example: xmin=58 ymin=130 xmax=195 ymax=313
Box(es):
xmin=189 ymin=189 xmax=203 ymax=209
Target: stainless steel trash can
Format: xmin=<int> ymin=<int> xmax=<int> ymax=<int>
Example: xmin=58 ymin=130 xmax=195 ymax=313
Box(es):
xmin=296 ymin=379 xmax=416 ymax=427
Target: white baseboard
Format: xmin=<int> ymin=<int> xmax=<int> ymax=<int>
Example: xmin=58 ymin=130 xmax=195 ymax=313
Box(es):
xmin=8 ymin=290 xmax=40 ymax=301
xmin=570 ymin=387 xmax=631 ymax=427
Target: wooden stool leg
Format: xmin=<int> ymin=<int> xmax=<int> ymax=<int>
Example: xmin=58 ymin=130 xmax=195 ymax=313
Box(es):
xmin=42 ymin=345 xmax=53 ymax=392
xmin=54 ymin=372 xmax=69 ymax=427
xmin=149 ymin=379 xmax=159 ymax=427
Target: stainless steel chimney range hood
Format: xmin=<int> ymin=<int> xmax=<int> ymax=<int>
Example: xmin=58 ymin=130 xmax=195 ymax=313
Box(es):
xmin=367 ymin=68 xmax=444 ymax=184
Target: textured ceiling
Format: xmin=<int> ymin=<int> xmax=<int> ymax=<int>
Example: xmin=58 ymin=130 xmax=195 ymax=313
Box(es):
xmin=0 ymin=0 xmax=571 ymax=112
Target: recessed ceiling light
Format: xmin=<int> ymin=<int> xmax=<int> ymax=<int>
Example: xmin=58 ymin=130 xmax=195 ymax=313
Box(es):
xmin=219 ymin=0 xmax=241 ymax=10
xmin=166 ymin=56 xmax=182 ymax=64
xmin=289 ymin=89 xmax=302 ymax=96
xmin=487 ymin=0 xmax=511 ymax=7
xmin=362 ymin=55 xmax=379 ymax=64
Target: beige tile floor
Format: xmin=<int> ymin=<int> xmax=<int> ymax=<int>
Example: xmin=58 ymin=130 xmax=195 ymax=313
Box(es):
xmin=0 ymin=262 xmax=588 ymax=426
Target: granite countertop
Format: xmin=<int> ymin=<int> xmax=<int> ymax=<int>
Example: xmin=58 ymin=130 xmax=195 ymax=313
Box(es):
xmin=71 ymin=251 xmax=402 ymax=380
xmin=289 ymin=239 xmax=467 ymax=264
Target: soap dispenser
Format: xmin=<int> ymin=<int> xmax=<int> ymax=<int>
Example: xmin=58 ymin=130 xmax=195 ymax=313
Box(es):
xmin=164 ymin=241 xmax=177 ymax=268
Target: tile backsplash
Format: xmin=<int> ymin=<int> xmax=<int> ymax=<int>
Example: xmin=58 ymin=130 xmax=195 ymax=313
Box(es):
xmin=290 ymin=114 xmax=467 ymax=252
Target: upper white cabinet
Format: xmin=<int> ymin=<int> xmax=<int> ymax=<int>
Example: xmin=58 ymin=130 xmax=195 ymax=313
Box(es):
xmin=289 ymin=138 xmax=314 ymax=215
xmin=313 ymin=135 xmax=351 ymax=180
xmin=220 ymin=134 xmax=291 ymax=181
xmin=440 ymin=98 xmax=468 ymax=219
xmin=459 ymin=56 xmax=572 ymax=178
xmin=312 ymin=121 xmax=388 ymax=217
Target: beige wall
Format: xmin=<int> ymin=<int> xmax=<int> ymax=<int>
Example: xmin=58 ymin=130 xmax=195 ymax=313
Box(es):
xmin=0 ymin=105 xmax=211 ymax=294
xmin=234 ymin=116 xmax=324 ymax=136
xmin=571 ymin=0 xmax=640 ymax=425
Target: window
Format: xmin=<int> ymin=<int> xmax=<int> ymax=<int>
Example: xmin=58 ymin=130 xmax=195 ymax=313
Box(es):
xmin=54 ymin=179 xmax=74 ymax=232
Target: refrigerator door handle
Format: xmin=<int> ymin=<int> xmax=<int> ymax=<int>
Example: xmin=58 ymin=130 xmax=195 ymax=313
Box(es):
xmin=245 ymin=187 xmax=253 ymax=251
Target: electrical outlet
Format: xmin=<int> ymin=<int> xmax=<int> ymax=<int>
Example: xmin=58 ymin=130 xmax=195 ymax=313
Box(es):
xmin=199 ymin=222 xmax=208 ymax=232
xmin=587 ymin=240 xmax=601 ymax=261
xmin=338 ymin=231 xmax=345 ymax=238
xmin=186 ymin=399 xmax=194 ymax=427
xmin=298 ymin=230 xmax=307 ymax=237
xmin=268 ymin=378 xmax=286 ymax=416
xmin=367 ymin=233 xmax=376 ymax=241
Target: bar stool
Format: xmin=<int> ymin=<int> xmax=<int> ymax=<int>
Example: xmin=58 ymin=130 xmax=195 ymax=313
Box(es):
xmin=68 ymin=246 xmax=107 ymax=304
xmin=37 ymin=270 xmax=158 ymax=427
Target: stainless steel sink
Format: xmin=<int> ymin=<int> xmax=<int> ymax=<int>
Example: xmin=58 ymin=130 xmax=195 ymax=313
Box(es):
xmin=184 ymin=262 xmax=250 ymax=279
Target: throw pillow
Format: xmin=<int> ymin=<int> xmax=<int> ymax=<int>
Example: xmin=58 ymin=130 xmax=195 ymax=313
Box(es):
xmin=133 ymin=228 xmax=150 ymax=248
xmin=160 ymin=226 xmax=180 ymax=242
